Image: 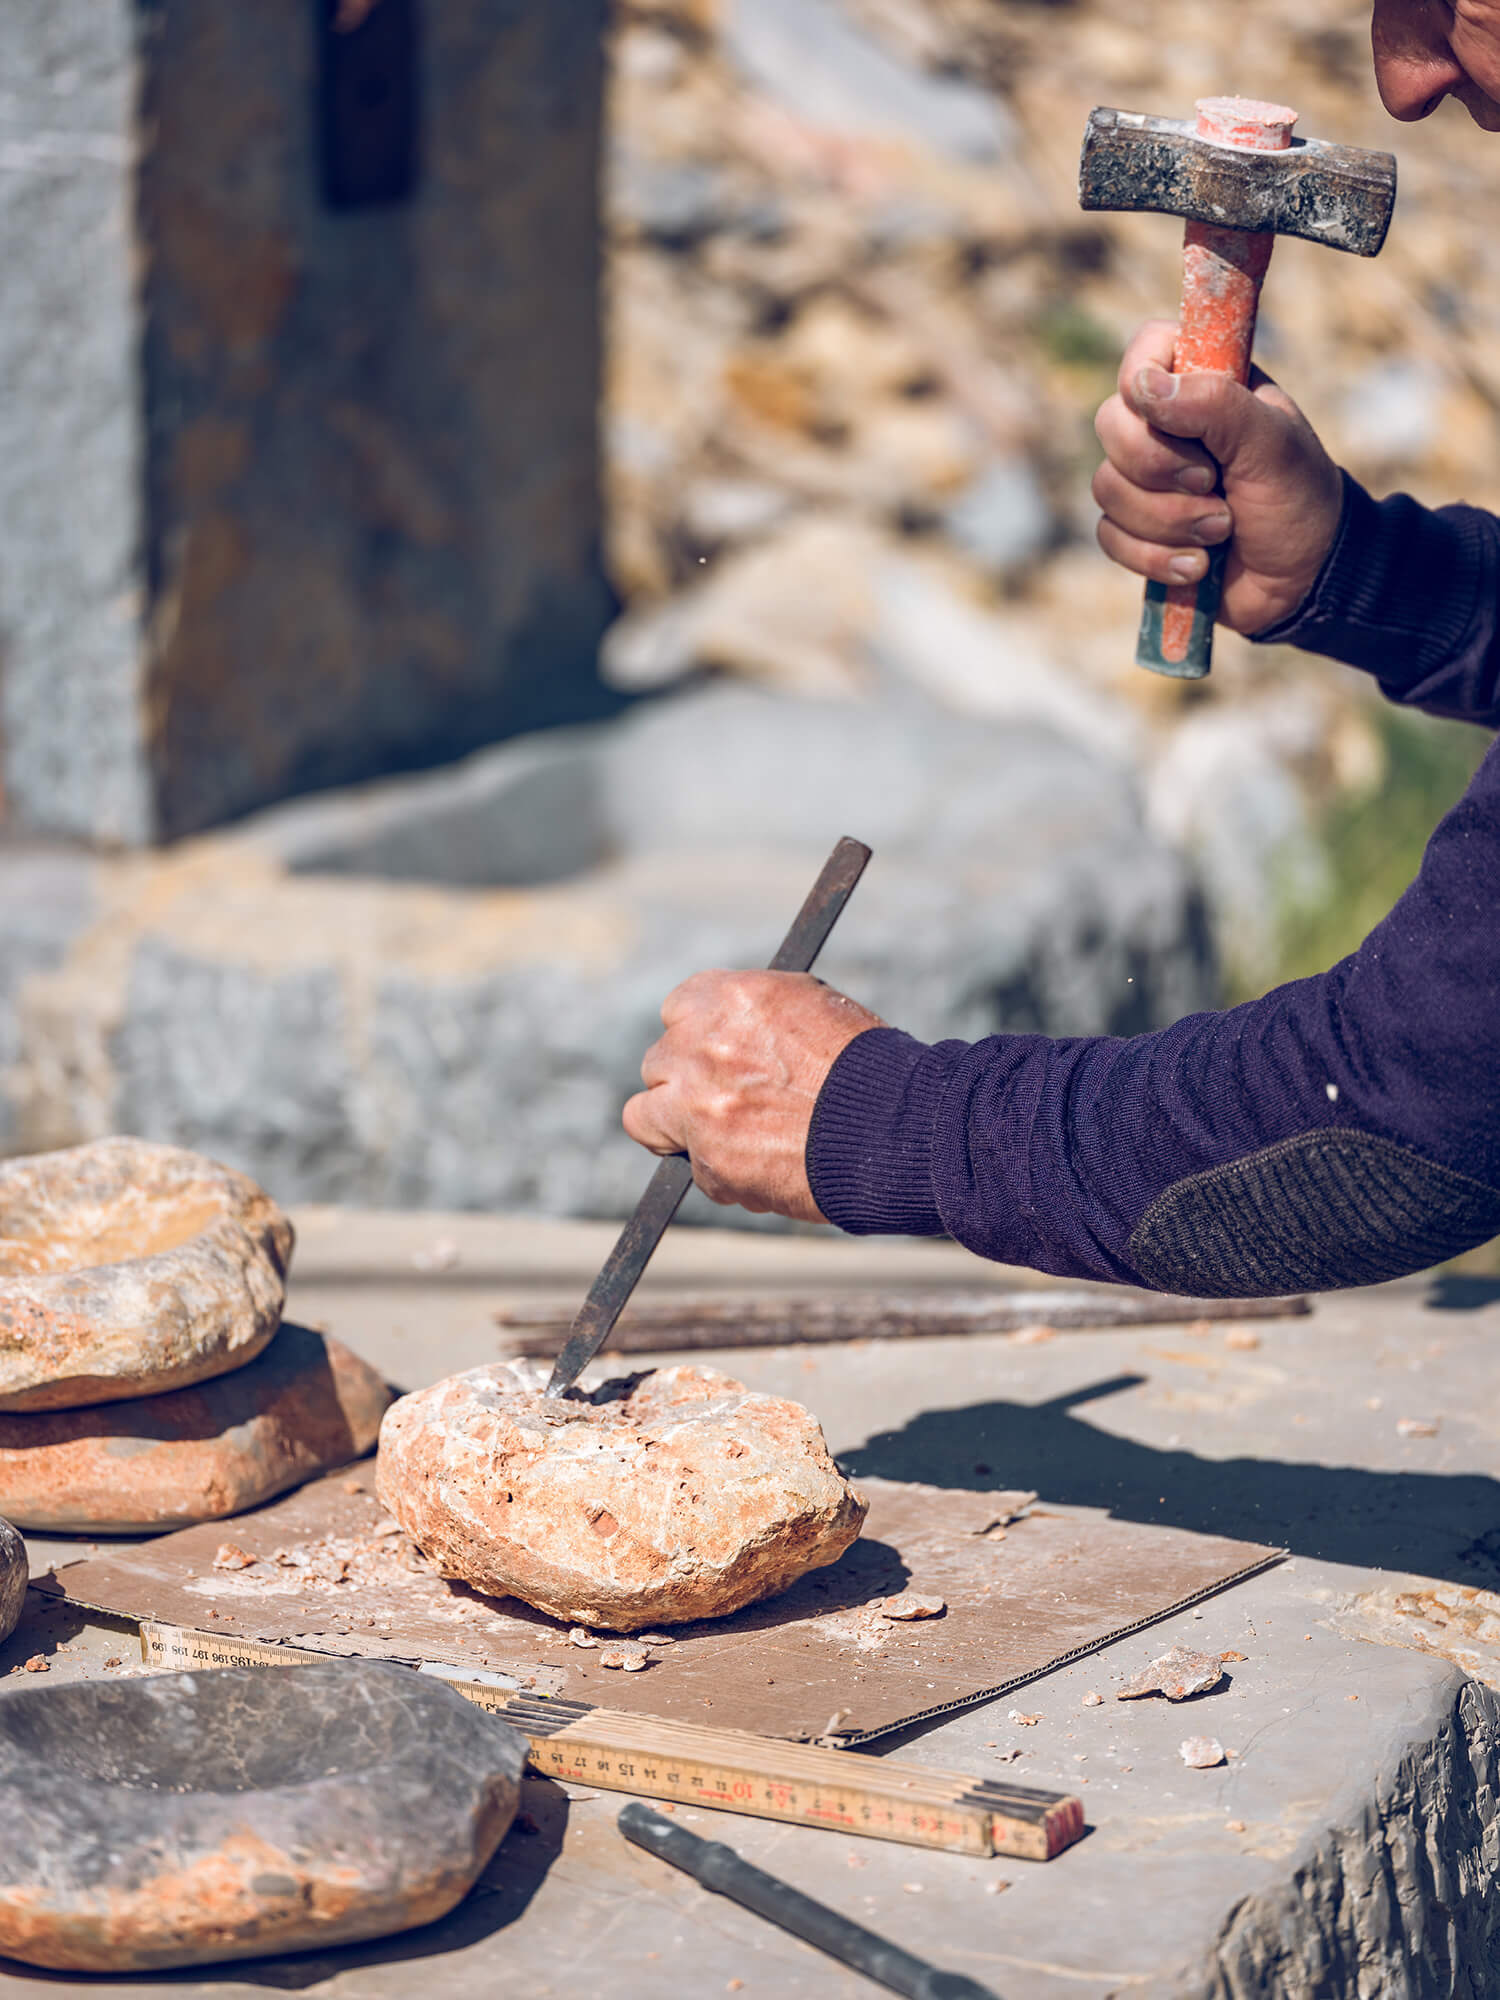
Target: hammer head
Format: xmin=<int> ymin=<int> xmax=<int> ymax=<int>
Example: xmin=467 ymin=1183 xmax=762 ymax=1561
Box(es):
xmin=1080 ymin=106 xmax=1397 ymax=256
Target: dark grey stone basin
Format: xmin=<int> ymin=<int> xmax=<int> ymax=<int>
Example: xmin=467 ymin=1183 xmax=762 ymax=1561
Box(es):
xmin=0 ymin=1517 xmax=22 ymax=1645
xmin=0 ymin=1659 xmax=527 ymax=1971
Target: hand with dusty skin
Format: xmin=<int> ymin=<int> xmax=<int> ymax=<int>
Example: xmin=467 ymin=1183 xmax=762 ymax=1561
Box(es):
xmin=622 ymin=971 xmax=884 ymax=1222
xmin=1092 ymin=319 xmax=1345 ymax=636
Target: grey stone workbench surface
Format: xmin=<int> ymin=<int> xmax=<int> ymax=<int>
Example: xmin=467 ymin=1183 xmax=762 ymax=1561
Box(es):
xmin=4 ymin=1210 xmax=1499 ymax=2000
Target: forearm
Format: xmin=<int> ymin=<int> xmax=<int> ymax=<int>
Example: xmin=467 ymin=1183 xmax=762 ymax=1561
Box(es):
xmin=808 ymin=742 xmax=1500 ymax=1295
xmin=1259 ymin=472 xmax=1500 ymax=726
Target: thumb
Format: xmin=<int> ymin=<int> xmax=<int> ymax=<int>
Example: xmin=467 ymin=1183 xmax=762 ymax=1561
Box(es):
xmin=1128 ymin=364 xmax=1280 ymax=476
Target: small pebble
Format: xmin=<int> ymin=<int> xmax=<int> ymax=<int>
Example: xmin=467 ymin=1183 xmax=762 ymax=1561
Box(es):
xmin=103 ymin=1656 xmax=123 ymax=1669
xmin=985 ymin=1878 xmax=1011 ymax=1895
xmin=568 ymin=1627 xmax=599 ymax=1649
xmin=1081 ymin=1691 xmax=1103 ymax=1706
xmin=1219 ymin=1650 xmax=1248 ymax=1662
xmin=879 ymin=1592 xmax=945 ymax=1621
xmin=1225 ymin=1820 xmax=1247 ymax=1833
xmin=22 ymin=1656 xmax=48 ymax=1674
xmin=1179 ymin=1736 xmax=1225 ymax=1769
xmin=599 ymin=1645 xmax=651 ymax=1672
xmin=342 ymin=1479 xmax=365 ymax=1495
xmin=1008 ymin=1711 xmax=1041 ymax=1726
xmin=1397 ymin=1416 xmax=1440 ymax=1438
xmin=211 ymin=1543 xmax=256 ymax=1571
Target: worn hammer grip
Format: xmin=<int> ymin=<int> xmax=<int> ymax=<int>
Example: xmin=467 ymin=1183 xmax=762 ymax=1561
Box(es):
xmin=1136 ymin=217 xmax=1273 ymax=679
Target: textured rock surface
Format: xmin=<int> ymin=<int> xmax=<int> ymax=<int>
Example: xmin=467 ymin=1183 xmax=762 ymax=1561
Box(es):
xmin=0 ymin=1660 xmax=525 ymax=1972
xmin=376 ymin=1360 xmax=867 ymax=1630
xmin=0 ymin=1325 xmax=390 ymax=1532
xmin=1172 ymin=1676 xmax=1500 ymax=2000
xmin=0 ymin=1138 xmax=291 ymax=1413
xmin=0 ymin=1518 xmax=24 ymax=1648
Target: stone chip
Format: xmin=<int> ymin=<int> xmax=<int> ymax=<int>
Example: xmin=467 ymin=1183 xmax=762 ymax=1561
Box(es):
xmin=376 ymin=1360 xmax=867 ymax=1631
xmin=1117 ymin=1644 xmax=1226 ymax=1703
xmin=0 ymin=1139 xmax=292 ymax=1412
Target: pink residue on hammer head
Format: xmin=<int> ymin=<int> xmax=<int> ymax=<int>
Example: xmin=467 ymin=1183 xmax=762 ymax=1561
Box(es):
xmin=1195 ymin=96 xmax=1297 ymax=151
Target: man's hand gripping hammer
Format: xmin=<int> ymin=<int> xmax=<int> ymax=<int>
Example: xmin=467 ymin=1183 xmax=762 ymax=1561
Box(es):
xmin=1080 ymin=98 xmax=1396 ymax=677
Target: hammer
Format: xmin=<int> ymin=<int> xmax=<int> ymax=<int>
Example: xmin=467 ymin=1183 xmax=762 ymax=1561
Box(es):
xmin=1079 ymin=98 xmax=1397 ymax=678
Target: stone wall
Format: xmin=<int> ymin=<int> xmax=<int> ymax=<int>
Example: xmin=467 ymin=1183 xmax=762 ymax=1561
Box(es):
xmin=0 ymin=1 xmax=614 ymax=845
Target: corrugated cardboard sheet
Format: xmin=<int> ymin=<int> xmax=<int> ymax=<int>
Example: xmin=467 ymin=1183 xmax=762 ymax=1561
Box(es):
xmin=45 ymin=1473 xmax=1278 ymax=1743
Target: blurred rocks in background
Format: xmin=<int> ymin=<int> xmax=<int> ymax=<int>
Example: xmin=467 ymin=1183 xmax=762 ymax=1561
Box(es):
xmin=0 ymin=686 xmax=1210 ymax=1215
xmin=602 ymin=0 xmax=1500 ymax=994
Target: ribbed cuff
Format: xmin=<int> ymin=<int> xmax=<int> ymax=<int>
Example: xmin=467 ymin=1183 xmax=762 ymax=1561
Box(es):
xmin=1252 ymin=468 xmax=1363 ymax=647
xmin=806 ymin=1027 xmax=957 ymax=1237
xmin=1255 ymin=470 xmax=1494 ymax=688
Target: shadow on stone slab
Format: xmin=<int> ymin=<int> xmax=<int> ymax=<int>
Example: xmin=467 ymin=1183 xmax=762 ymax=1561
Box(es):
xmin=439 ymin=1532 xmax=911 ymax=1641
xmin=0 ymin=1660 xmax=528 ymax=1973
xmin=1426 ymin=1273 xmax=1500 ymax=1312
xmin=0 ymin=1587 xmax=101 ymax=1676
xmin=843 ymin=1375 xmax=1500 ymax=1591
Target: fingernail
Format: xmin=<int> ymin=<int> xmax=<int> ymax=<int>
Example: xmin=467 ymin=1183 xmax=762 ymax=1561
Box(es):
xmin=1175 ymin=465 xmax=1216 ymax=495
xmin=1135 ymin=365 xmax=1178 ymax=402
xmin=1168 ymin=552 xmax=1207 ymax=583
xmin=1192 ymin=511 xmax=1232 ymax=545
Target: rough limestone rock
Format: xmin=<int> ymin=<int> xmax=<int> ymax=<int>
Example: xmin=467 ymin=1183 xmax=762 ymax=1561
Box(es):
xmin=0 ymin=1326 xmax=391 ymax=1533
xmin=376 ymin=1361 xmax=867 ymax=1631
xmin=0 ymin=1661 xmax=526 ymax=1972
xmin=0 ymin=1138 xmax=292 ymax=1413
xmin=0 ymin=1517 xmax=25 ymax=1647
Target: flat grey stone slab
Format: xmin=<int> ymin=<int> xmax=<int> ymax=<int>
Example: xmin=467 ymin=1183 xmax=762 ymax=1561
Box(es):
xmin=3 ymin=1215 xmax=1498 ymax=1997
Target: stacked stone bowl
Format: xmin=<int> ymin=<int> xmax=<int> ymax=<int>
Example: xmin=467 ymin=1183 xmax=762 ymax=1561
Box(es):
xmin=0 ymin=1138 xmax=390 ymax=1536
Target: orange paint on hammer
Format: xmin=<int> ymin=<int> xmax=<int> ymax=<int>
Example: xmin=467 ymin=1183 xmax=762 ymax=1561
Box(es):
xmin=1161 ymin=98 xmax=1295 ymax=667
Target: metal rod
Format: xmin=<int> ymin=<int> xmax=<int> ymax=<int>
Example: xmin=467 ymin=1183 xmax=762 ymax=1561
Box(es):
xmin=544 ymin=836 xmax=872 ymax=1397
xmin=619 ymin=1803 xmax=1003 ymax=2000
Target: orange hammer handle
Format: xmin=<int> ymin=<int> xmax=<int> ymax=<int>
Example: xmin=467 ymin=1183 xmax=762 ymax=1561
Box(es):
xmin=1137 ymin=97 xmax=1295 ymax=679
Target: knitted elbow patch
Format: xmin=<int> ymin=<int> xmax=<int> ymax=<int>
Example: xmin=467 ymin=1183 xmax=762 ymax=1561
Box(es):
xmin=1127 ymin=1128 xmax=1500 ymax=1298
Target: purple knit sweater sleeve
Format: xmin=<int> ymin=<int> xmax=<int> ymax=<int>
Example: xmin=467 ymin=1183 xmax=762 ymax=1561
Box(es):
xmin=806 ymin=478 xmax=1500 ymax=1286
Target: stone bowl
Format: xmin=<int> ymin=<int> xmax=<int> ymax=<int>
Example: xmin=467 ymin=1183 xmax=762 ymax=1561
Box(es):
xmin=0 ymin=1517 xmax=24 ymax=1647
xmin=0 ymin=1138 xmax=293 ymax=1413
xmin=0 ymin=1325 xmax=392 ymax=1533
xmin=0 ymin=1659 xmax=527 ymax=1971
